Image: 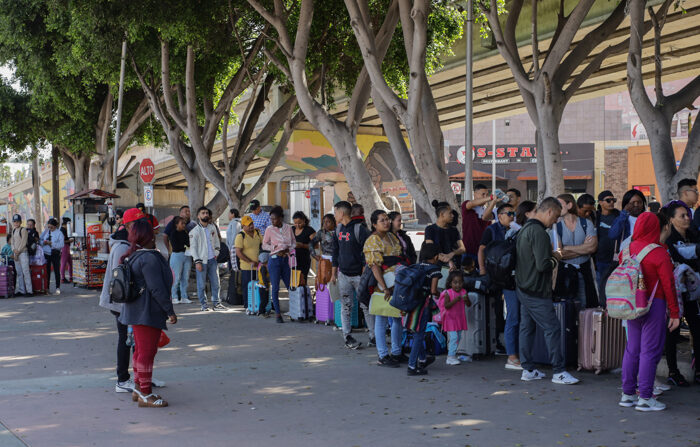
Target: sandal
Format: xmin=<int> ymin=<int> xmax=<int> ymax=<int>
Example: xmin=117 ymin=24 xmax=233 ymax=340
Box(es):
xmin=137 ymin=393 xmax=169 ymax=408
xmin=132 ymin=383 xmax=140 ymax=402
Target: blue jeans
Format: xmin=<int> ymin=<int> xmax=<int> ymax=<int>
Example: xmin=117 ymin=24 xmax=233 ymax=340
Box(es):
xmin=374 ymin=316 xmax=402 ymax=358
xmin=196 ymin=258 xmax=220 ymax=307
xmin=268 ymin=256 xmax=290 ymax=315
xmin=169 ymin=252 xmax=190 ymax=300
xmin=503 ymin=289 xmax=520 ymax=356
xmin=447 ymin=331 xmax=460 ymax=356
xmin=408 ymin=331 xmax=426 ymax=369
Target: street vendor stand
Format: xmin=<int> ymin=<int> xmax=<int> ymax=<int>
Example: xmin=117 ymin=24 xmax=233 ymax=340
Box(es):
xmin=65 ymin=189 xmax=119 ymax=288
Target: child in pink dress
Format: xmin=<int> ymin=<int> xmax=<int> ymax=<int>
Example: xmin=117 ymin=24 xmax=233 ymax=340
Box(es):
xmin=439 ymin=271 xmax=472 ymax=366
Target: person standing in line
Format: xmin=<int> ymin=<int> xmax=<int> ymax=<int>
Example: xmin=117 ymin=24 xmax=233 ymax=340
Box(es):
xmin=461 ymin=184 xmax=498 ymax=264
xmin=235 ymin=215 xmax=262 ymax=310
xmin=136 ymin=203 xmax=160 ymax=234
xmin=506 ymin=188 xmax=521 ymax=208
xmin=577 ymin=194 xmax=597 ymax=224
xmin=676 ymin=178 xmax=700 ymax=231
xmin=168 ymin=217 xmax=192 ymax=304
xmin=619 ymin=212 xmax=680 ymax=411
xmin=262 ymin=206 xmax=296 ymax=323
xmin=595 ymin=191 xmax=621 ymax=295
xmin=40 ymin=218 xmax=64 ymax=295
xmin=248 ymin=200 xmax=271 ymax=236
xmin=60 ymin=217 xmax=73 ymax=283
xmin=515 ymin=198 xmax=580 ymax=385
xmin=99 ymin=208 xmax=146 ymax=394
xmin=609 ymin=189 xmax=647 ymax=250
xmin=163 ymin=205 xmax=196 ymax=252
xmin=292 ymin=211 xmax=316 ymax=285
xmin=388 ymin=211 xmax=416 ymax=265
xmin=119 ymin=219 xmax=177 ymax=408
xmin=312 ymin=214 xmax=337 ymax=286
xmin=425 ymin=202 xmax=465 ymax=271
xmin=225 ymin=209 xmax=242 ymax=305
xmin=11 ymin=214 xmax=32 ymax=296
xmin=331 ymin=201 xmax=375 ymax=350
xmin=189 ymin=207 xmax=225 ymax=311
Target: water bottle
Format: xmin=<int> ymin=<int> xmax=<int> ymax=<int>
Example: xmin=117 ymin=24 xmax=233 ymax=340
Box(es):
xmin=126 ymin=326 xmax=134 ymax=347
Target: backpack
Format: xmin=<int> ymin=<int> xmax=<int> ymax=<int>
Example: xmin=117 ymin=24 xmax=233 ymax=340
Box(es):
xmin=109 ymin=251 xmax=149 ymax=304
xmin=389 ymin=263 xmax=440 ymax=312
xmin=605 ymin=244 xmax=659 ymax=320
xmin=217 ymin=242 xmax=230 ymax=264
xmin=484 ymin=234 xmax=517 ymax=290
xmin=16 ymin=228 xmax=37 ymax=256
xmin=556 ymin=218 xmax=588 ymax=246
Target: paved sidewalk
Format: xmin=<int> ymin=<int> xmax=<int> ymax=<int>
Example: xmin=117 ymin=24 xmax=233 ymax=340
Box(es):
xmin=0 ymin=288 xmax=698 ymax=447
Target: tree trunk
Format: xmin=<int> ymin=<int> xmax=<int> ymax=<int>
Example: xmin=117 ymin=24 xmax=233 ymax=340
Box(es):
xmin=31 ymin=147 xmax=42 ymax=227
xmin=647 ymin=124 xmax=678 ymax=204
xmin=535 ymin=129 xmax=546 ymax=202
xmin=536 ymin=98 xmax=566 ymax=197
xmin=333 ymin=128 xmax=384 ymax=211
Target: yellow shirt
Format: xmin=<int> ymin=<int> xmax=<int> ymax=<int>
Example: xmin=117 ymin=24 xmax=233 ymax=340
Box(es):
xmin=234 ymin=230 xmax=262 ymax=271
xmin=363 ymin=232 xmax=403 ymax=272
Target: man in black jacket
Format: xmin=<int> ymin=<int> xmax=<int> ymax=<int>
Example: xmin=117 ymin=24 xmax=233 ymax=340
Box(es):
xmin=331 ymin=201 xmax=374 ymax=349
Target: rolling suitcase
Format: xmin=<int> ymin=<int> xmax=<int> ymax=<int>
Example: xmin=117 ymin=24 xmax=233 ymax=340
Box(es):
xmin=577 ymin=308 xmax=625 ymax=374
xmin=0 ymin=265 xmax=14 ymax=298
xmin=225 ymin=270 xmax=242 ymax=306
xmin=315 ymin=284 xmax=334 ymax=324
xmin=461 ymin=292 xmax=497 ymax=358
xmin=31 ymin=264 xmax=48 ymax=294
xmin=289 ymin=285 xmax=313 ymax=321
xmin=334 ymin=296 xmax=360 ymax=329
xmin=532 ymin=300 xmax=580 ymax=366
xmin=246 ymin=271 xmax=271 ymax=315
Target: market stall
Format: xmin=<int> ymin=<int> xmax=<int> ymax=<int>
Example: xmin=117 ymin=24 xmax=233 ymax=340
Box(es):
xmin=65 ymin=189 xmax=119 ymax=288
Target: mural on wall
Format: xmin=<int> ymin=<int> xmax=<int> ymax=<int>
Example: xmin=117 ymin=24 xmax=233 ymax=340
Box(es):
xmin=0 ymin=174 xmax=74 ymax=224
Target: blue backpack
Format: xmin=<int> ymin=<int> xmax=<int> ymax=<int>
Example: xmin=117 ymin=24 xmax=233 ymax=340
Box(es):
xmin=390 ymin=264 xmax=440 ymax=312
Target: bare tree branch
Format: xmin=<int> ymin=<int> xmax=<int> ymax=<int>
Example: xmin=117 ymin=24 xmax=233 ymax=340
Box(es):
xmin=664 ymin=75 xmax=700 ymax=116
xmin=531 ymin=0 xmax=539 ymax=76
xmin=541 ymin=0 xmax=595 ymax=76
xmin=160 ymin=40 xmax=188 ymax=131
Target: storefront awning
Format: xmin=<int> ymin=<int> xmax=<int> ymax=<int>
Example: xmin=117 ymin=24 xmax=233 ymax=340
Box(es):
xmin=450 ymin=170 xmax=507 ymax=181
xmin=517 ymin=170 xmax=593 ymax=181
xmin=65 ymin=189 xmax=120 ymax=201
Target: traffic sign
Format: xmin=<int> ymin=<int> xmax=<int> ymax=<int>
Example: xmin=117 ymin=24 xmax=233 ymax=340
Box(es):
xmin=139 ymin=158 xmax=155 ymax=184
xmin=451 ymin=182 xmax=462 ymax=195
xmin=144 ymin=185 xmax=154 ymax=207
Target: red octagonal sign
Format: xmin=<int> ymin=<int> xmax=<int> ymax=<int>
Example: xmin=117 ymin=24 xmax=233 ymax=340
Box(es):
xmin=139 ymin=158 xmax=155 ymax=184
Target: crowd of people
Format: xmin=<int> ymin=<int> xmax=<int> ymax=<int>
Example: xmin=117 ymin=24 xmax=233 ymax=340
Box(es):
xmin=8 ymin=177 xmax=698 ymax=411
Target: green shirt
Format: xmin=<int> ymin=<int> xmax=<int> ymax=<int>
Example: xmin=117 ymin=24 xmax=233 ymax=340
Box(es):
xmin=515 ymin=219 xmax=558 ymax=298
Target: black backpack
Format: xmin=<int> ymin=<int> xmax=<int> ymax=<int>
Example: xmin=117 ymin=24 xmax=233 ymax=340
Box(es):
xmin=109 ymin=251 xmax=149 ymax=303
xmin=216 ymin=243 xmax=230 ymax=264
xmin=484 ymin=232 xmax=517 ymax=290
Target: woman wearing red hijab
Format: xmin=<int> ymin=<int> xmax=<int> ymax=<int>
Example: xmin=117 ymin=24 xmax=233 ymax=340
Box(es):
xmin=619 ymin=212 xmax=680 ymax=412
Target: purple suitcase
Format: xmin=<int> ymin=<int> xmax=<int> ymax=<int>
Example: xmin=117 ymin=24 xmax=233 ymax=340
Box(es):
xmin=0 ymin=265 xmax=15 ymax=298
xmin=315 ymin=284 xmax=334 ymax=325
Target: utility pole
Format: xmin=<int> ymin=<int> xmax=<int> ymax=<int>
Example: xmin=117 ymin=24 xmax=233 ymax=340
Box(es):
xmin=463 ymin=0 xmax=474 ymax=201
xmin=52 ymin=145 xmax=60 ymax=219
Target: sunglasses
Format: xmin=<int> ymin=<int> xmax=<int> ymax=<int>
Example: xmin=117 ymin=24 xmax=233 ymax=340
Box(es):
xmin=603 ymin=198 xmax=617 ymax=204
xmin=499 ymin=211 xmax=515 ymax=217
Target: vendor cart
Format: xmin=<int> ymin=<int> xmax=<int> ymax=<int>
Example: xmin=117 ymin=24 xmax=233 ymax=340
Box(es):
xmin=65 ymin=189 xmax=119 ymax=288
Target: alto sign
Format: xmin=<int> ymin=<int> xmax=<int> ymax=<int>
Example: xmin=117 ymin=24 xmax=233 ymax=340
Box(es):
xmin=139 ymin=158 xmax=155 ymax=184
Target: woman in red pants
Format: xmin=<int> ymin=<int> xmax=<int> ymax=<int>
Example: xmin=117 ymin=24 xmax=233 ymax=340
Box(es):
xmin=119 ymin=219 xmax=177 ymax=408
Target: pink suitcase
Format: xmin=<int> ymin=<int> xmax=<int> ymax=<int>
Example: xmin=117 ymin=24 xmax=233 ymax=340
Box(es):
xmin=0 ymin=265 xmax=14 ymax=298
xmin=578 ymin=308 xmax=626 ymax=374
xmin=315 ymin=284 xmax=334 ymax=325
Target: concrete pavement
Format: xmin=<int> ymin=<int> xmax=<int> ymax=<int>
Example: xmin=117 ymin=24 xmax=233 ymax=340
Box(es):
xmin=0 ymin=288 xmax=698 ymax=447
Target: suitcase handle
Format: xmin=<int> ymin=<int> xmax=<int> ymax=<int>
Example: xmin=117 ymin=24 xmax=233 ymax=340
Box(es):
xmin=591 ymin=329 xmax=596 ymax=353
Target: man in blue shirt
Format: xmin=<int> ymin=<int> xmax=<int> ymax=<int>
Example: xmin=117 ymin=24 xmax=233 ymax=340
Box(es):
xmin=40 ymin=218 xmax=64 ymax=295
xmin=247 ymin=200 xmax=271 ymax=236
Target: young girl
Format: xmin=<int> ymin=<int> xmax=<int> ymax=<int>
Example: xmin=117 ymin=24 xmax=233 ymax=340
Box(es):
xmin=439 ymin=271 xmax=471 ymax=366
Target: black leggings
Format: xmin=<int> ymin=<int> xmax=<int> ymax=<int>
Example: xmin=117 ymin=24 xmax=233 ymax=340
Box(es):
xmin=111 ymin=311 xmax=131 ymax=383
xmin=665 ymin=299 xmax=700 ymax=376
xmin=45 ymin=251 xmax=61 ymax=289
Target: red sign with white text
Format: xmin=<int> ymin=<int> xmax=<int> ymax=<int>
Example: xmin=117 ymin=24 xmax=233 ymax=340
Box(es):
xmin=139 ymin=159 xmax=155 ymax=184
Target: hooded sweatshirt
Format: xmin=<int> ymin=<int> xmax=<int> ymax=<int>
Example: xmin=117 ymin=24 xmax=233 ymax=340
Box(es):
xmin=99 ymin=230 xmax=131 ymax=313
xmin=332 ymin=218 xmax=371 ymax=276
xmin=622 ymin=212 xmax=679 ymax=319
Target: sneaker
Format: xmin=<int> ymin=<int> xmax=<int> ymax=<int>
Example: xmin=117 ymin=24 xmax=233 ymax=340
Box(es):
xmin=654 ymin=380 xmax=671 ymax=392
xmin=619 ymin=393 xmax=638 ymax=407
xmin=54 ymin=289 xmax=61 ymax=295
xmin=418 ymin=356 xmax=436 ymax=369
xmin=495 ymin=343 xmax=507 ymax=355
xmin=276 ymin=315 xmax=285 ymax=323
xmin=172 ymin=298 xmax=182 ymax=304
xmin=181 ymin=297 xmax=193 ymax=304
xmin=667 ymin=371 xmax=689 ymax=387
xmin=505 ymin=359 xmax=523 ymax=370
xmin=367 ymin=338 xmax=376 ymax=348
xmin=213 ymin=303 xmax=227 ymax=311
xmin=457 ymin=354 xmax=472 ymax=363
xmin=521 ymin=369 xmax=546 ymax=381
xmin=446 ymin=356 xmax=461 ymax=366
xmin=344 ymin=335 xmax=361 ymax=350
xmin=201 ymin=306 xmax=212 ymax=312
xmin=390 ymin=353 xmax=409 ymax=364
xmin=115 ymin=379 xmax=135 ymax=393
xmin=407 ymin=366 xmax=428 ymax=376
xmin=635 ymin=397 xmax=666 ymax=412
xmin=551 ymin=371 xmax=580 ymax=385
xmin=151 ymin=378 xmax=166 ymax=388
xmin=377 ymin=356 xmax=400 ymax=368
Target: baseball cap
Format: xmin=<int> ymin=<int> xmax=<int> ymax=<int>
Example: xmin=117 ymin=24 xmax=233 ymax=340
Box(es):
xmin=597 ymin=190 xmax=614 ymax=201
xmin=135 ymin=203 xmax=145 ymax=210
xmin=12 ymin=214 xmax=22 ymax=222
xmin=241 ymin=215 xmax=253 ymax=226
xmin=122 ymin=208 xmax=145 ymax=224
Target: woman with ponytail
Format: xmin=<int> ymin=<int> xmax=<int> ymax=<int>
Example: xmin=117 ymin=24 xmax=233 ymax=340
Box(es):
xmin=119 ymin=219 xmax=177 ymax=408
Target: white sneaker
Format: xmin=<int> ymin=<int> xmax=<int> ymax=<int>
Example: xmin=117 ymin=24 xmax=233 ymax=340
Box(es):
xmin=151 ymin=378 xmax=166 ymax=388
xmin=457 ymin=354 xmax=472 ymax=362
xmin=446 ymin=356 xmax=461 ymax=366
xmin=652 ymin=386 xmax=664 ymax=396
xmin=54 ymin=289 xmax=61 ymax=295
xmin=172 ymin=298 xmax=182 ymax=304
xmin=181 ymin=297 xmax=193 ymax=304
xmin=654 ymin=380 xmax=671 ymax=392
xmin=619 ymin=393 xmax=638 ymax=407
xmin=115 ymin=379 xmax=134 ymax=393
xmin=521 ymin=369 xmax=546 ymax=381
xmin=505 ymin=359 xmax=523 ymax=370
xmin=635 ymin=397 xmax=666 ymax=412
xmin=551 ymin=371 xmax=580 ymax=385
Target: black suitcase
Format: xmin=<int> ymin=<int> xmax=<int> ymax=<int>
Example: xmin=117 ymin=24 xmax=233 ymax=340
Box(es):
xmin=225 ymin=270 xmax=243 ymax=305
xmin=532 ymin=299 xmax=580 ymax=366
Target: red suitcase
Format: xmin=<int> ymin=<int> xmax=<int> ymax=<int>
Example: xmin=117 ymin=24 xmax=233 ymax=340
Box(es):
xmin=0 ymin=265 xmax=14 ymax=298
xmin=31 ymin=264 xmax=48 ymax=294
xmin=578 ymin=308 xmax=626 ymax=374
